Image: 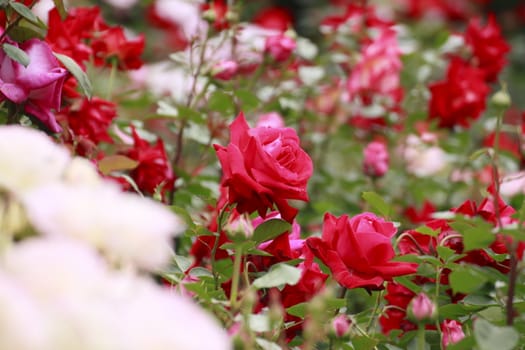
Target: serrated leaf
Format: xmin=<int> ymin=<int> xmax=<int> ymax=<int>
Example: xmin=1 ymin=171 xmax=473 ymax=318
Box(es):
xmin=98 ymin=155 xmax=138 ymax=175
xmin=474 ymin=318 xmax=519 ymax=350
xmin=2 ymin=43 xmax=29 ymax=67
xmin=53 ymin=0 xmax=67 ymax=19
xmin=252 ymin=263 xmax=301 ymax=289
xmin=252 ymin=218 xmax=291 ymax=245
xmin=54 ymin=53 xmax=93 ymax=98
xmin=436 ymin=246 xmax=455 ymax=261
xmin=362 ymin=191 xmax=391 ymax=217
xmin=9 ymin=1 xmax=38 ymax=24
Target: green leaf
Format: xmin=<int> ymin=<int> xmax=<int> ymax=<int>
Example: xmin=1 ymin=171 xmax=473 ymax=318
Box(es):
xmin=208 ymin=90 xmax=234 ymax=115
xmin=172 ymin=254 xmax=193 ymax=273
xmin=234 ymin=89 xmax=260 ymax=111
xmin=415 ymin=225 xmax=439 ymax=237
xmin=474 ymin=318 xmax=519 ymax=350
xmin=252 ymin=218 xmax=291 ymax=245
xmin=2 ymin=43 xmax=29 ymax=67
xmin=252 ymin=263 xmax=301 ymax=289
xmin=54 ymin=53 xmax=93 ymax=98
xmin=436 ymin=246 xmax=456 ymax=261
xmin=9 ymin=1 xmax=39 ymax=24
xmin=97 ymin=155 xmax=138 ymax=175
xmin=362 ymin=191 xmax=391 ymax=217
xmin=449 ymin=265 xmax=488 ymax=294
xmin=447 ymin=336 xmax=476 ymax=350
xmin=53 ymin=0 xmax=67 ymax=19
xmin=463 ymin=225 xmax=495 ymax=251
xmin=352 ymin=336 xmax=379 ymax=350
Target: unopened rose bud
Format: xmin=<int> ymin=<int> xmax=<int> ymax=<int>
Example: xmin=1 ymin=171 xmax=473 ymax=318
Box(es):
xmin=491 ymin=90 xmax=511 ymax=108
xmin=226 ymin=215 xmax=254 ymax=239
xmin=363 ymin=141 xmax=389 ymax=177
xmin=332 ymin=314 xmax=350 ymax=337
xmin=212 ymin=60 xmax=238 ymax=80
xmin=264 ymin=34 xmax=296 ymax=62
xmin=408 ymin=292 xmax=437 ymax=323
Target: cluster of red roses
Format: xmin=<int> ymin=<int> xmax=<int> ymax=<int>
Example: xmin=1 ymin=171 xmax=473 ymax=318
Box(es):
xmin=429 ymin=15 xmax=510 ymax=128
xmin=380 ymin=192 xmax=523 ymax=347
xmin=189 ymin=113 xmax=419 ymax=341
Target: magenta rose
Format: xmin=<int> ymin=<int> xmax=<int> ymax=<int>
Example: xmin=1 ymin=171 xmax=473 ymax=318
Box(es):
xmin=0 ymin=39 xmax=67 ymax=132
xmin=307 ymin=212 xmax=417 ymax=290
xmin=214 ymin=113 xmax=313 ymax=222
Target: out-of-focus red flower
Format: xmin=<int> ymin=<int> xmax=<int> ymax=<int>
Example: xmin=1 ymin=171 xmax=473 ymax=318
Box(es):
xmin=429 ymin=58 xmax=489 ymax=128
xmin=57 ymin=97 xmax=117 ymax=145
xmin=253 ymin=6 xmax=293 ymax=32
xmin=404 ymin=200 xmax=436 ymax=224
xmin=91 ymin=27 xmax=145 ymax=70
xmin=363 ymin=141 xmax=389 ymax=177
xmin=201 ymin=0 xmax=229 ymax=31
xmin=321 ymin=3 xmax=391 ymax=35
xmin=46 ymin=7 xmax=108 ymax=68
xmin=146 ymin=4 xmax=189 ymax=51
xmin=483 ymin=131 xmax=522 ymax=160
xmin=122 ymin=126 xmax=175 ymax=200
xmin=465 ymin=15 xmax=510 ymax=82
xmin=395 ymin=0 xmax=475 ymax=21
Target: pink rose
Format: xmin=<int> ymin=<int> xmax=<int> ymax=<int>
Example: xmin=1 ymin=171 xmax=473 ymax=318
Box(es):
xmin=408 ymin=292 xmax=436 ymax=322
xmin=0 ymin=39 xmax=67 ymax=132
xmin=363 ymin=141 xmax=389 ymax=177
xmin=306 ymin=212 xmax=417 ymax=289
xmin=214 ymin=113 xmax=312 ymax=222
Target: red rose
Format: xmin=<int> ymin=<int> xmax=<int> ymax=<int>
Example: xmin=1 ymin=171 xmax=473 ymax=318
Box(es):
xmin=122 ymin=126 xmax=175 ymax=200
xmin=465 ymin=15 xmax=510 ymax=83
xmin=307 ymin=212 xmax=417 ymax=290
xmin=429 ymin=58 xmax=489 ymax=128
xmin=214 ymin=113 xmax=313 ymax=222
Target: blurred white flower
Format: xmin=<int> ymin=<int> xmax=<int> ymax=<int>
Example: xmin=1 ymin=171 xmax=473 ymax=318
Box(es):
xmin=0 ymin=126 xmax=70 ymax=194
xmin=23 ymin=182 xmax=184 ymax=271
xmin=62 ymin=157 xmax=102 ymax=186
xmin=402 ymin=134 xmax=449 ymax=177
xmin=0 ymin=272 xmax=54 ymax=350
xmin=4 ymin=238 xmax=110 ymax=301
xmin=153 ymin=0 xmax=206 ymax=39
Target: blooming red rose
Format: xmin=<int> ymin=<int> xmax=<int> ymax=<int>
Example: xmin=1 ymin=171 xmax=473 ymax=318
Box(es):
xmin=57 ymin=97 xmax=117 ymax=145
xmin=307 ymin=213 xmax=417 ymax=290
xmin=214 ymin=113 xmax=313 ymax=222
xmin=429 ymin=58 xmax=489 ymax=128
xmin=91 ymin=27 xmax=145 ymax=70
xmin=253 ymin=6 xmax=293 ymax=32
xmin=122 ymin=126 xmax=175 ymax=200
xmin=0 ymin=39 xmax=67 ymax=133
xmin=465 ymin=15 xmax=510 ymax=83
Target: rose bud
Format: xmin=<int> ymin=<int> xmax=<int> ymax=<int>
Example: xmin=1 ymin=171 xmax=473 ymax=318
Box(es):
xmin=408 ymin=292 xmax=437 ymax=323
xmin=332 ymin=314 xmax=351 ymax=337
